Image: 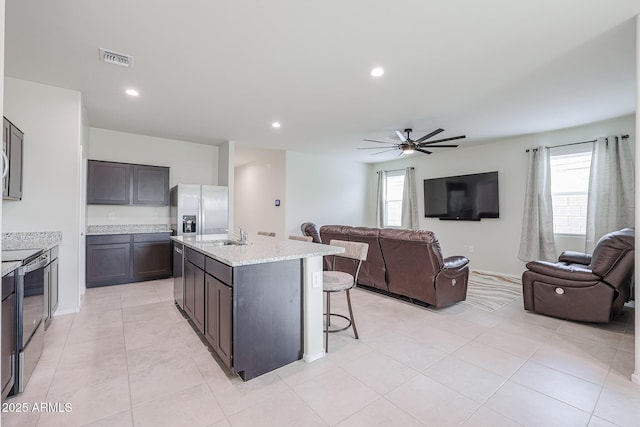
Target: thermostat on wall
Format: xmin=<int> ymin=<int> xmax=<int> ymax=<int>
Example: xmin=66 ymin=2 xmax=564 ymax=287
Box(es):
xmin=275 ymin=199 xmax=280 ymax=207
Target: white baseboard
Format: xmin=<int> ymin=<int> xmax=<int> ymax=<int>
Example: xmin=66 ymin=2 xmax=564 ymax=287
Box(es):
xmin=632 ymin=372 xmax=640 ymax=385
xmin=303 ymin=351 xmax=325 ymax=363
xmin=53 ymin=307 xmax=80 ymax=316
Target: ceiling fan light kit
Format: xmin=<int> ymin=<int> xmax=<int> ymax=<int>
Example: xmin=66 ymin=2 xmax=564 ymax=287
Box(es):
xmin=359 ymin=128 xmax=466 ymax=156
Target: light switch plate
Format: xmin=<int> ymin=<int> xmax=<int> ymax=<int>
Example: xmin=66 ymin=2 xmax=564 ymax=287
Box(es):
xmin=312 ymin=271 xmax=323 ymax=289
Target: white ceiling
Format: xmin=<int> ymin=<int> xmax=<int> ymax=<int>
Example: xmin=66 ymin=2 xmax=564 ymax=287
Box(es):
xmin=4 ymin=1 xmax=639 ymax=164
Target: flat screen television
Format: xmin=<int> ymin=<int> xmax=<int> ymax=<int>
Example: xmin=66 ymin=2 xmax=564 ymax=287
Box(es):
xmin=424 ymin=171 xmax=499 ymax=220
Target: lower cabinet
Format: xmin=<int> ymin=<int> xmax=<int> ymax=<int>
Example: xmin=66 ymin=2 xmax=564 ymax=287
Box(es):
xmin=184 ymin=247 xmax=205 ymax=333
xmin=86 ymin=233 xmax=171 ymax=287
xmin=205 ymin=274 xmax=232 ymax=369
xmin=133 ymin=234 xmax=172 ymax=280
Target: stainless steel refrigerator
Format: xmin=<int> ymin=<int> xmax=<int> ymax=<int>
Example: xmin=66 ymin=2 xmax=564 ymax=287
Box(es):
xmin=171 ymin=184 xmax=228 ymax=310
xmin=170 ymin=184 xmax=229 ymax=237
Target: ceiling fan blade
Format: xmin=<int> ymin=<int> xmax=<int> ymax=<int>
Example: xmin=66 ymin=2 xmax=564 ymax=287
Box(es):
xmin=358 ymin=146 xmax=398 ymax=150
xmin=363 ymin=139 xmax=398 ymax=145
xmin=395 ymin=130 xmax=407 ymax=142
xmin=415 ymin=128 xmax=444 ymax=143
xmin=416 ymin=148 xmax=432 ymax=155
xmin=371 ymin=148 xmax=398 ymax=155
xmin=420 ymin=135 xmax=466 ymax=145
xmin=416 ymin=144 xmax=459 ymax=148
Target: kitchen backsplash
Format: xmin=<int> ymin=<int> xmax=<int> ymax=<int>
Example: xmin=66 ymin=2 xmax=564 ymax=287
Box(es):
xmin=87 ymin=205 xmax=170 ymax=225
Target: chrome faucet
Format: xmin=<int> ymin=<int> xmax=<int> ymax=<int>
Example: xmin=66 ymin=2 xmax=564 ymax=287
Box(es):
xmin=239 ymin=227 xmax=248 ymax=244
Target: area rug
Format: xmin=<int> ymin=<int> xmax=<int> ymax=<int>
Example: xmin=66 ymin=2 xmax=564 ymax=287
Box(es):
xmin=463 ymin=270 xmax=523 ymax=312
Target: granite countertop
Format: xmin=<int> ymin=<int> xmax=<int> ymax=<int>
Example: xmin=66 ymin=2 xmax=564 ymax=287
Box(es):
xmin=86 ymin=224 xmax=173 ymax=235
xmin=2 ymin=231 xmax=62 ymax=251
xmin=172 ymin=234 xmax=343 ymax=267
xmin=2 ymin=261 xmax=22 ymax=277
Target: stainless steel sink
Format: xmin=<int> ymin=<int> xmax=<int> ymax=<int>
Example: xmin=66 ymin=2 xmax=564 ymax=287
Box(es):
xmin=206 ymin=239 xmax=247 ymax=246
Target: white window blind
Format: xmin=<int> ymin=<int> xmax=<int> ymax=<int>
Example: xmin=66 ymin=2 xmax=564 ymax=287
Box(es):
xmin=550 ymin=150 xmax=592 ymax=235
xmin=384 ymin=170 xmax=405 ymax=227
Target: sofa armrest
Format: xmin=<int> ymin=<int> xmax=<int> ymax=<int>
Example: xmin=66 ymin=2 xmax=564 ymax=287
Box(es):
xmin=525 ymin=260 xmax=599 ymax=281
xmin=443 ymin=256 xmax=469 ymax=270
xmin=558 ymin=251 xmax=592 ymax=265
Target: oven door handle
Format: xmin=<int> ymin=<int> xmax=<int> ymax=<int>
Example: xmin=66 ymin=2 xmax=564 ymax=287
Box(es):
xmin=22 ymin=255 xmax=50 ymax=274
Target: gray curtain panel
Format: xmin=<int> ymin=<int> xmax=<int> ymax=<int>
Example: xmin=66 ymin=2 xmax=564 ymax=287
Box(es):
xmin=585 ymin=136 xmax=635 ymax=252
xmin=375 ymin=170 xmax=386 ymax=228
xmin=518 ymin=146 xmax=556 ymax=262
xmin=401 ymin=167 xmax=419 ymax=229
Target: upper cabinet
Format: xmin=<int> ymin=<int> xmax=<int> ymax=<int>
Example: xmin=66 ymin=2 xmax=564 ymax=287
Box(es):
xmin=2 ymin=117 xmax=24 ymax=201
xmin=87 ymin=160 xmax=169 ymax=206
xmin=132 ymin=164 xmax=170 ymax=206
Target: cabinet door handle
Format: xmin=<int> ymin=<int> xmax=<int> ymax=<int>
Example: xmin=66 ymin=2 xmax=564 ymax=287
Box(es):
xmin=176 ymin=248 xmax=183 ymax=254
xmin=1 ymin=150 xmax=9 ymax=179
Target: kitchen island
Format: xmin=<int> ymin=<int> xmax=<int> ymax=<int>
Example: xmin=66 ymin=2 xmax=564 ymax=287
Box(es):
xmin=171 ymin=234 xmax=343 ymax=380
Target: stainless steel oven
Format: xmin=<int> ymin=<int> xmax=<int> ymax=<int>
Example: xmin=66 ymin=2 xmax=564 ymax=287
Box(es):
xmin=2 ymin=248 xmax=46 ymax=394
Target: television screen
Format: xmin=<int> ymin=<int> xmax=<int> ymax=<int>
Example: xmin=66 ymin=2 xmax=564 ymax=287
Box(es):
xmin=424 ymin=171 xmax=499 ymax=220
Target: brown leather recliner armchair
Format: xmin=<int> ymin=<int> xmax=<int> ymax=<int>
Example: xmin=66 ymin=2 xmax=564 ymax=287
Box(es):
xmin=522 ymin=227 xmax=635 ymax=323
xmin=378 ymin=229 xmax=470 ymax=308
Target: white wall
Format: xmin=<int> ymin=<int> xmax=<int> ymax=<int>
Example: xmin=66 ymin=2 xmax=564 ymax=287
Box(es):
xmin=285 ymin=150 xmax=369 ymax=237
xmin=369 ymin=114 xmax=635 ymax=276
xmin=87 ymin=128 xmax=219 ymax=225
xmin=218 ymin=140 xmax=235 ymax=231
xmin=3 ymin=77 xmax=83 ymax=314
xmin=234 ymin=149 xmax=286 ymax=237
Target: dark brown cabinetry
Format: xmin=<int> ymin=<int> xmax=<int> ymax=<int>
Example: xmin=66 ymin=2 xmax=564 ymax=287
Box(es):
xmin=2 ymin=117 xmax=24 ymax=201
xmin=133 ymin=234 xmax=172 ymax=280
xmin=44 ymin=246 xmax=59 ymax=330
xmin=205 ymin=271 xmax=233 ymax=369
xmin=177 ymin=244 xmax=302 ymax=381
xmin=132 ymin=165 xmax=170 ymax=205
xmin=87 ymin=160 xmax=169 ymax=206
xmin=86 ymin=233 xmax=171 ymax=287
xmin=87 ymin=161 xmax=131 ymax=205
xmin=184 ymin=247 xmax=205 ymax=333
xmin=2 ymin=272 xmax=16 ymax=400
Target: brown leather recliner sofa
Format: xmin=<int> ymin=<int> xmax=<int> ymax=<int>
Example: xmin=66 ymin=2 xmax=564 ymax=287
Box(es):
xmin=522 ymin=227 xmax=635 ymax=323
xmin=302 ymin=223 xmax=470 ymax=308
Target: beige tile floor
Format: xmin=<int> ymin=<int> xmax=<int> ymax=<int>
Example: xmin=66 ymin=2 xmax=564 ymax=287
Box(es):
xmin=2 ymin=278 xmax=638 ymax=426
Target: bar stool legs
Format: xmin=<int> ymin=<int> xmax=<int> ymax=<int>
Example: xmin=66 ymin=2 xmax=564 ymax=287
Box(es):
xmin=324 ymin=289 xmax=359 ymax=353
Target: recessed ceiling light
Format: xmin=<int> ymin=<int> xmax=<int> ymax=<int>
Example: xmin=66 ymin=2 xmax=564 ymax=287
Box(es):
xmin=272 ymin=122 xmax=281 ymax=128
xmin=125 ymin=89 xmax=139 ymax=97
xmin=370 ymin=67 xmax=384 ymax=77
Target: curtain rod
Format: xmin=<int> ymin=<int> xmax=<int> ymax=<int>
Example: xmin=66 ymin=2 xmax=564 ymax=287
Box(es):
xmin=377 ymin=167 xmax=414 ymax=173
xmin=525 ymin=134 xmax=629 ymax=152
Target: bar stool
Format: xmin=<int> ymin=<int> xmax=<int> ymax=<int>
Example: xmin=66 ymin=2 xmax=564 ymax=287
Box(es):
xmin=323 ymin=239 xmax=368 ymax=352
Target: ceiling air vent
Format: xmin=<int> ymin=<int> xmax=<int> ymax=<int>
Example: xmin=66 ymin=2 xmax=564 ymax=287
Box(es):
xmin=99 ymin=48 xmax=133 ymax=68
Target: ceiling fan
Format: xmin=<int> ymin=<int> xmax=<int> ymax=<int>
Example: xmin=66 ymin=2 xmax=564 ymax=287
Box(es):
xmin=359 ymin=128 xmax=465 ymax=155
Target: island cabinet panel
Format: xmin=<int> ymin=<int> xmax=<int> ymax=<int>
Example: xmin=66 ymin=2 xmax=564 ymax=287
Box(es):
xmin=233 ymin=259 xmax=302 ymax=381
xmin=184 ymin=247 xmax=206 ymax=333
xmin=204 ymin=273 xmax=233 ymax=370
xmin=183 ymin=260 xmax=196 ymax=319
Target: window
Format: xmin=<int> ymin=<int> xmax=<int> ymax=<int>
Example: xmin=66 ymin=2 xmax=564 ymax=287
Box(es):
xmin=550 ymin=150 xmax=592 ymax=234
xmin=384 ymin=170 xmax=405 ymax=227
